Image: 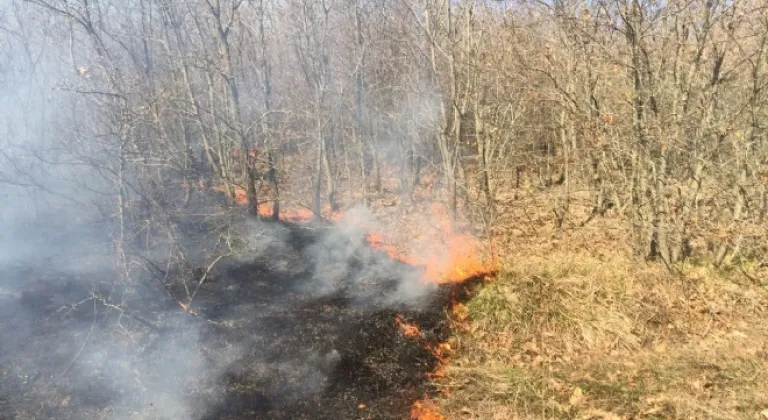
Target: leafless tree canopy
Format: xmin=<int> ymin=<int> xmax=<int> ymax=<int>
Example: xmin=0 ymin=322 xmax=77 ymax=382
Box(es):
xmin=2 ymin=0 xmax=767 ymax=280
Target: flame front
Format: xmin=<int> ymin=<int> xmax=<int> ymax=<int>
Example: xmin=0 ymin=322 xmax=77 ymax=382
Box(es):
xmin=222 ymin=184 xmax=495 ymax=285
xmin=395 ymin=315 xmax=421 ymax=338
xmin=256 ymin=203 xmax=316 ymax=222
xmin=235 ymin=187 xmax=248 ymax=205
xmin=205 ymin=188 xmax=493 ymax=419
xmin=363 ymin=204 xmax=494 ymax=285
xmin=410 ymin=397 xmax=446 ymax=420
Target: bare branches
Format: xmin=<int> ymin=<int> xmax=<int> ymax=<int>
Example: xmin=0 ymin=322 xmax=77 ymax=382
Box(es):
xmin=1 ymin=0 xmax=764 ymax=300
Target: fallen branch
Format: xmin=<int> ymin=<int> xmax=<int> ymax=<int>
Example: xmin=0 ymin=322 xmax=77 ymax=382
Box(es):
xmin=181 ymin=254 xmax=227 ymax=313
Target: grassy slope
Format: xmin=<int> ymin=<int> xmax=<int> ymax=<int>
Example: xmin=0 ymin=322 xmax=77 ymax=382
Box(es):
xmin=436 ymin=201 xmax=768 ymax=419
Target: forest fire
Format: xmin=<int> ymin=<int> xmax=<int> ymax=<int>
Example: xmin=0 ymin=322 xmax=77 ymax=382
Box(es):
xmin=223 ymin=185 xmax=327 ymax=221
xmin=380 ymin=209 xmax=491 ymax=419
xmin=397 ymin=312 xmax=457 ymax=420
xmin=256 ymin=203 xmax=316 ymax=222
xmin=410 ymin=397 xmax=446 ymax=420
xmin=227 ymin=184 xmax=496 ymax=286
xmin=220 ymin=185 xmax=494 ymax=419
xmin=395 ymin=315 xmax=422 ymax=338
xmin=370 ymin=223 xmax=490 ymax=288
xmin=395 ymin=316 xmax=451 ymax=420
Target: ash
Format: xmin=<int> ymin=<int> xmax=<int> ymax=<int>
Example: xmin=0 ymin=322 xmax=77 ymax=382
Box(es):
xmin=0 ymin=218 xmax=468 ymax=420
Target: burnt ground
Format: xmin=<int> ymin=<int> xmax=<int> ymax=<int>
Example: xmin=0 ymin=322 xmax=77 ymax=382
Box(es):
xmin=0 ymin=220 xmax=480 ymax=420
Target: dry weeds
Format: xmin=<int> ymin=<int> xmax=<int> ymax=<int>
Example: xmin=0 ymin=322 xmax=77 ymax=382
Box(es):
xmin=435 ymin=218 xmax=768 ymax=419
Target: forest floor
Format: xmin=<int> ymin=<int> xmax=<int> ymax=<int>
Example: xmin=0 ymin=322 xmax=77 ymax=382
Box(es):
xmin=432 ymin=191 xmax=768 ymax=419
xmin=0 ymin=220 xmax=468 ymax=420
xmin=3 ymin=175 xmax=767 ymax=420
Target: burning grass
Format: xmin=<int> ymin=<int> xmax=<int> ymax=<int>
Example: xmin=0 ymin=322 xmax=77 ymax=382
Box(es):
xmin=189 ymin=181 xmax=499 ymax=419
xmin=432 ymin=248 xmax=768 ymax=419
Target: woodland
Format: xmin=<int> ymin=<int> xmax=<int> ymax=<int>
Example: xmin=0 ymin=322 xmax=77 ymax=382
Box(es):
xmin=1 ymin=0 xmax=767 ymax=419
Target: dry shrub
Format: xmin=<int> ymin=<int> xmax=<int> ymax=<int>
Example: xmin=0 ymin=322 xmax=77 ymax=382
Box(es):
xmin=438 ymin=248 xmax=768 ymax=419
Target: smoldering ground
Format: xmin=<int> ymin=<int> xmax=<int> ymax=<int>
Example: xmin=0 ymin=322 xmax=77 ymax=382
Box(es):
xmin=0 ymin=73 xmax=444 ymax=417
xmin=0 ymin=205 xmax=454 ymax=420
xmin=0 ymin=1 xmax=450 ymax=416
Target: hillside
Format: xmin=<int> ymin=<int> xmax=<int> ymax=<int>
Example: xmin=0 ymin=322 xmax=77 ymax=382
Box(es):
xmin=432 ymin=194 xmax=768 ymax=419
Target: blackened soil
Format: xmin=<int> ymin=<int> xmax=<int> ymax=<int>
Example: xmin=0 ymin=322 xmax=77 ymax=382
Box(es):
xmin=0 ymin=220 xmax=485 ymax=420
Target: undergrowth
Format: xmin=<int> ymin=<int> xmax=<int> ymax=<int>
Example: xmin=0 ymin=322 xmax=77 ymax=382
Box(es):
xmin=437 ymin=246 xmax=768 ymax=419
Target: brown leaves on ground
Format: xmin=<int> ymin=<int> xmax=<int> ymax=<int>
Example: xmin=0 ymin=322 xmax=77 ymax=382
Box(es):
xmin=430 ymin=228 xmax=768 ymax=420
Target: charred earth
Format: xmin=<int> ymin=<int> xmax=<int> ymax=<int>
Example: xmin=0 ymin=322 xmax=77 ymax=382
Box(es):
xmin=0 ymin=219 xmax=478 ymax=420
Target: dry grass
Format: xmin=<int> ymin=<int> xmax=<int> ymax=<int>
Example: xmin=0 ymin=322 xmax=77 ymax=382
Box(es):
xmin=436 ymin=242 xmax=768 ymax=419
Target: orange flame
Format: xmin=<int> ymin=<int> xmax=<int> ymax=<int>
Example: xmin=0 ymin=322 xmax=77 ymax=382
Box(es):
xmin=208 ymin=185 xmax=249 ymax=205
xmin=256 ymin=203 xmax=317 ymax=222
xmin=395 ymin=315 xmax=422 ymax=338
xmin=364 ymin=232 xmax=489 ymax=284
xmin=404 ymin=335 xmax=454 ymax=419
xmin=364 ymin=204 xmax=494 ymax=285
xmin=210 ymin=185 xmax=330 ymax=222
xmin=424 ymin=341 xmax=452 ymax=380
xmin=235 ymin=187 xmax=248 ymax=205
xmin=410 ymin=396 xmax=445 ymax=420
